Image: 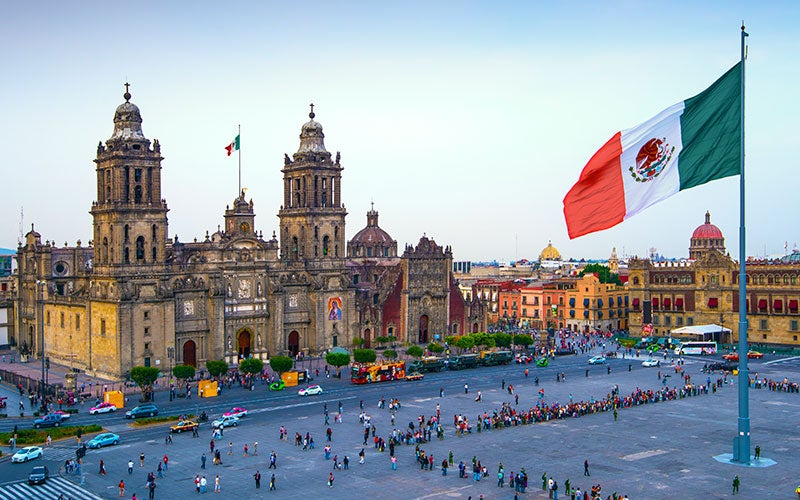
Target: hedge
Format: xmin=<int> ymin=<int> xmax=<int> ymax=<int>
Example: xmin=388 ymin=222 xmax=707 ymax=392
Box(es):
xmin=0 ymin=424 xmax=103 ymax=446
xmin=131 ymin=413 xmax=195 ymax=427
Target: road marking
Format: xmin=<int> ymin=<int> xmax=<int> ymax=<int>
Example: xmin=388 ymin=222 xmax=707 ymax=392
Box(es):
xmin=764 ymin=356 xmax=800 ymax=365
xmin=620 ymin=449 xmax=669 ymax=461
xmin=248 ymin=396 xmax=356 ymax=414
xmin=0 ymin=476 xmax=104 ymax=500
xmin=416 ymin=485 xmax=474 ymax=499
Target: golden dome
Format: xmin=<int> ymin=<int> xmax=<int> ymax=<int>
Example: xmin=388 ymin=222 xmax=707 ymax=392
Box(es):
xmin=539 ymin=240 xmax=561 ymax=261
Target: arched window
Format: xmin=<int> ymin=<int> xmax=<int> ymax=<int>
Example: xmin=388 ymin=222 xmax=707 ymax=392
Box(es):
xmin=323 ymin=236 xmax=329 ymax=256
xmin=124 ymin=247 xmax=130 ymax=263
xmin=292 ymin=236 xmax=299 ymax=260
xmin=124 ymin=225 xmax=130 ymax=243
xmin=134 ymin=185 xmax=143 ymax=204
xmin=136 ymin=236 xmax=145 ymax=261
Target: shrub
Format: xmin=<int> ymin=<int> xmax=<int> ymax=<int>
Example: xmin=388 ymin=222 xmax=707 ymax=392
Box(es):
xmin=205 ymin=360 xmax=229 ymax=379
xmin=406 ymin=346 xmax=424 ymax=358
xmin=269 ymin=356 xmax=294 ymax=376
xmin=383 ymin=349 xmax=398 ymax=359
xmin=325 ymin=352 xmax=351 ymax=377
xmin=131 ymin=414 xmax=195 ymax=427
xmin=353 ymin=349 xmax=377 ymax=364
xmin=0 ymin=424 xmax=102 ymax=445
xmin=239 ymin=357 xmax=265 ymax=375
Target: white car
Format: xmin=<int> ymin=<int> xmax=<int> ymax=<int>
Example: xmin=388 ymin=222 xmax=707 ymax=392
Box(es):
xmin=12 ymin=446 xmax=43 ymax=463
xmin=89 ymin=402 xmax=117 ymax=415
xmin=223 ymin=407 xmax=248 ymax=418
xmin=588 ymin=356 xmax=606 ymax=365
xmin=298 ymin=385 xmax=323 ymax=396
xmin=211 ymin=415 xmax=240 ymax=429
xmin=642 ymin=358 xmax=661 ymax=367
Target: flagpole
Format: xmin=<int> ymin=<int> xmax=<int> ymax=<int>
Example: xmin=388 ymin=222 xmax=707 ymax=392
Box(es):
xmin=238 ymin=124 xmax=242 ymax=196
xmin=733 ymin=22 xmax=750 ymax=464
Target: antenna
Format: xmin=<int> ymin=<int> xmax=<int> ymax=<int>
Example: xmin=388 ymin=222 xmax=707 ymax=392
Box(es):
xmin=18 ymin=206 xmax=23 ymax=245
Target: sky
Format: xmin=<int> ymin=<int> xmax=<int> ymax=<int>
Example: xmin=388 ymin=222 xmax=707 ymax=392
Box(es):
xmin=1 ymin=1 xmax=798 ymax=264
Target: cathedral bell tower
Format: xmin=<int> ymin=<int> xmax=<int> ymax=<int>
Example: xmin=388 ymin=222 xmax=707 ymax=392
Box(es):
xmin=90 ymin=85 xmax=169 ymax=274
xmin=278 ymin=105 xmax=346 ymax=261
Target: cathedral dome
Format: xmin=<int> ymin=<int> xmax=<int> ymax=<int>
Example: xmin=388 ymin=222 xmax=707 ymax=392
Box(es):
xmin=296 ymin=105 xmax=327 ymax=154
xmin=110 ymin=84 xmax=146 ymax=141
xmin=348 ymin=205 xmax=397 ymax=258
xmin=539 ymin=240 xmax=561 ymax=261
xmin=691 ymin=211 xmax=724 ymax=240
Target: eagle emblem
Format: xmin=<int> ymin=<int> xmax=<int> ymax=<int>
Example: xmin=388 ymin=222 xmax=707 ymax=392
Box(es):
xmin=628 ymin=137 xmax=675 ymax=183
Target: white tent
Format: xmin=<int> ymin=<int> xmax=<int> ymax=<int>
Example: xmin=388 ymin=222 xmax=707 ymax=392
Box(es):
xmin=671 ymin=324 xmax=731 ymax=339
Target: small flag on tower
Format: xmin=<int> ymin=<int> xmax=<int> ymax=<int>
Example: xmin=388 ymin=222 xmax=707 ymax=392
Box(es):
xmin=225 ymin=135 xmax=240 ymax=156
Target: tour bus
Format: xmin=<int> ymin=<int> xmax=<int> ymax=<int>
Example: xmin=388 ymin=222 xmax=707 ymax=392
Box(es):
xmin=350 ymin=361 xmax=406 ymax=384
xmin=674 ymin=341 xmax=717 ymax=356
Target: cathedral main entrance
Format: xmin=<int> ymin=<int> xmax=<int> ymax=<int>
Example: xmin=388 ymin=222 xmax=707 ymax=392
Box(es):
xmin=364 ymin=328 xmax=371 ymax=348
xmin=182 ymin=339 xmax=197 ymax=367
xmin=287 ymin=331 xmax=299 ymax=357
xmin=418 ymin=315 xmax=429 ymax=344
xmin=237 ymin=330 xmax=251 ymax=359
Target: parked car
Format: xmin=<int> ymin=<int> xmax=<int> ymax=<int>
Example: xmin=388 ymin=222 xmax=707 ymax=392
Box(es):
xmin=642 ymin=358 xmax=660 ymax=367
xmin=33 ymin=414 xmax=63 ymax=429
xmin=51 ymin=410 xmax=72 ymax=419
xmin=12 ymin=446 xmax=43 ymax=463
xmin=747 ymin=350 xmax=764 ymax=359
xmin=705 ymin=361 xmax=738 ymax=372
xmin=223 ymin=407 xmax=248 ymax=418
xmin=87 ymin=432 xmax=120 ymax=449
xmin=170 ymin=420 xmax=199 ymax=433
xmin=211 ymin=415 xmax=240 ymax=429
xmin=515 ymin=354 xmax=532 ymax=364
xmin=722 ymin=353 xmax=739 ymax=362
xmin=125 ymin=404 xmax=158 ymax=419
xmin=298 ymin=385 xmax=323 ymax=396
xmin=28 ymin=465 xmax=49 ymax=485
xmin=405 ymin=371 xmax=425 ymax=381
xmin=554 ymin=348 xmax=576 ymax=356
xmin=89 ymin=402 xmax=118 ymax=415
xmin=588 ymin=356 xmax=607 ymax=365
xmin=269 ymin=380 xmax=286 ymax=391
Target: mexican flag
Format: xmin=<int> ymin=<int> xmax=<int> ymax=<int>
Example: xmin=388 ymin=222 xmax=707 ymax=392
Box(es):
xmin=225 ymin=135 xmax=240 ymax=156
xmin=563 ymin=62 xmax=742 ymax=239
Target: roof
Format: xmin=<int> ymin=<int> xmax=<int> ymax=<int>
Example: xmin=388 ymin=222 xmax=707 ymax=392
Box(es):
xmin=670 ymin=324 xmax=731 ymax=335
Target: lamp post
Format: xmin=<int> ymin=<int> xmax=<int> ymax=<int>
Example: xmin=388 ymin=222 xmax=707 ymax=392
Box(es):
xmin=167 ymin=347 xmax=175 ymax=401
xmin=35 ymin=279 xmax=46 ymax=413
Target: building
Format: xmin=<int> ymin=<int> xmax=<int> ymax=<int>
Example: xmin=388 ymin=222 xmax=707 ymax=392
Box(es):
xmin=628 ymin=212 xmax=800 ymax=345
xmin=12 ymin=87 xmax=474 ymax=379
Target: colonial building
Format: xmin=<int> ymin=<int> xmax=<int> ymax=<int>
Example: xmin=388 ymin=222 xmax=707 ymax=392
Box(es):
xmin=628 ymin=212 xmax=800 ymax=345
xmin=13 ymin=87 xmax=474 ymax=379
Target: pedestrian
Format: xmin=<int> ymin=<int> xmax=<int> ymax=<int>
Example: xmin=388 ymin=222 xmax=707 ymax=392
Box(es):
xmin=326 ymin=427 xmax=332 ymax=441
xmin=391 ymin=455 xmax=397 ymax=470
xmin=755 ymin=444 xmax=761 ymax=461
xmin=553 ymin=480 xmax=559 ymax=500
xmin=140 ymin=452 xmax=145 ymax=467
xmin=613 ymin=408 xmax=618 ymax=421
xmin=343 ymin=455 xmax=349 ymax=470
xmin=99 ymin=460 xmax=106 ymax=475
xmin=119 ymin=479 xmax=125 ymax=497
xmin=270 ymin=473 xmax=276 ymax=491
xmin=163 ymin=454 xmax=168 ymax=470
xmin=157 ymin=461 xmax=163 ymax=478
xmin=464 ymin=383 xmax=469 ymax=394
xmin=328 ymin=472 xmax=334 ymax=488
xmin=584 ymin=459 xmax=590 ymax=476
xmin=228 ymin=442 xmax=233 ymax=455
xmin=200 ymin=475 xmax=207 ymax=493
xmin=244 ymin=443 xmax=249 ymax=457
xmin=502 ymin=379 xmax=505 ymax=390
xmin=201 ymin=453 xmax=207 ymax=469
xmin=128 ymin=460 xmax=134 ymax=474
xmin=732 ymin=474 xmax=740 ymax=494
xmin=253 ymin=470 xmax=261 ymax=489
xmin=214 ymin=474 xmax=220 ymax=493
xmin=210 ymin=439 xmax=215 ymax=453
xmin=498 ymin=468 xmax=504 ymax=487
xmin=542 ymin=472 xmax=547 ymax=490
xmin=148 ymin=480 xmax=156 ymax=500
xmin=46 ymin=434 xmax=52 ymax=446
xmin=253 ymin=441 xmax=258 ymax=456
xmin=359 ymin=448 xmax=365 ymax=464
xmin=439 ymin=387 xmax=444 ymax=397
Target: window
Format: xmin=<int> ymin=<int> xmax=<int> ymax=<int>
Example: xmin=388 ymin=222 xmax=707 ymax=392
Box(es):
xmin=144 ymin=342 xmax=150 ymax=352
xmin=759 ymin=319 xmax=768 ymax=330
xmin=144 ymin=327 xmax=151 ymax=336
xmin=373 ymin=274 xmax=378 ymax=283
xmin=687 ymin=317 xmax=694 ymax=326
xmin=522 ymin=296 xmax=527 ymax=304
xmin=60 ymin=312 xmax=65 ymax=328
xmin=100 ymin=318 xmax=106 ymax=337
xmin=373 ymin=293 xmax=379 ymax=305
xmin=76 ymin=314 xmax=80 ymax=331
xmin=144 ymin=310 xmax=149 ymax=320
xmin=676 ymin=316 xmax=683 ymax=326
xmin=653 ymin=315 xmax=659 ymax=325
xmin=790 ymin=320 xmax=798 ymax=331
xmin=664 ymin=316 xmax=671 ymax=326
xmin=522 ymin=308 xmax=527 ymax=316
xmin=353 ymin=275 xmax=359 ymax=284
xmin=762 ymin=334 xmax=767 ymax=340
xmin=388 ymin=327 xmax=394 ymax=337
xmin=47 ymin=311 xmax=51 ymax=325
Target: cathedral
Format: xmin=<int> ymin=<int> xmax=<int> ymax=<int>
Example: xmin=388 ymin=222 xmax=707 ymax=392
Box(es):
xmin=13 ymin=87 xmax=483 ymax=380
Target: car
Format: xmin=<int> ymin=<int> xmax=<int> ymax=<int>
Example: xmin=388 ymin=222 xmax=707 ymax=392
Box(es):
xmin=51 ymin=410 xmax=72 ymax=419
xmin=170 ymin=420 xmax=199 ymax=433
xmin=223 ymin=407 xmax=248 ymax=418
xmin=28 ymin=465 xmax=49 ymax=485
xmin=646 ymin=344 xmax=660 ymax=353
xmin=33 ymin=414 xmax=63 ymax=429
xmin=722 ymin=353 xmax=739 ymax=362
xmin=536 ymin=357 xmax=549 ymax=367
xmin=588 ymin=356 xmax=607 ymax=365
xmin=125 ymin=404 xmax=159 ymax=419
xmin=747 ymin=350 xmax=764 ymax=359
xmin=298 ymin=384 xmax=323 ymax=396
xmin=269 ymin=380 xmax=286 ymax=391
xmin=642 ymin=358 xmax=660 ymax=367
xmin=554 ymin=348 xmax=576 ymax=356
xmin=515 ymin=354 xmax=532 ymax=364
xmin=87 ymin=432 xmax=120 ymax=449
xmin=12 ymin=446 xmax=43 ymax=463
xmin=705 ymin=361 xmax=737 ymax=372
xmin=405 ymin=371 xmax=425 ymax=381
xmin=89 ymin=402 xmax=118 ymax=415
xmin=211 ymin=415 xmax=240 ymax=429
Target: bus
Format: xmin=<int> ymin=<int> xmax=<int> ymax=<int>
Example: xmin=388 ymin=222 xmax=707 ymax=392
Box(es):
xmin=674 ymin=341 xmax=717 ymax=355
xmin=350 ymin=361 xmax=405 ymax=384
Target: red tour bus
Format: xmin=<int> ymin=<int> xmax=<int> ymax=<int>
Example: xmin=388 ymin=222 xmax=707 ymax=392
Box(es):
xmin=350 ymin=361 xmax=406 ymax=384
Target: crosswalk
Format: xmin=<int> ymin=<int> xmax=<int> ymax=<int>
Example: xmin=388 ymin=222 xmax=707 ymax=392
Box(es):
xmin=0 ymin=476 xmax=104 ymax=500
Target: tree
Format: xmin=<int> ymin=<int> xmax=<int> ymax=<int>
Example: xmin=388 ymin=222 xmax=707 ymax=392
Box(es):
xmin=493 ymin=333 xmax=513 ymax=348
xmin=454 ymin=336 xmax=475 ymax=353
xmin=353 ymin=349 xmax=377 ymax=364
xmin=406 ymin=345 xmax=424 ymax=358
xmin=444 ymin=335 xmax=458 ymax=346
xmin=512 ymin=334 xmax=533 ymax=348
xmin=205 ymin=360 xmax=229 ymax=380
xmin=579 ymin=263 xmax=622 ymax=285
xmin=427 ymin=342 xmax=444 ymax=354
xmin=268 ymin=356 xmax=294 ymax=377
xmin=325 ymin=352 xmax=351 ymax=378
xmin=375 ymin=336 xmax=389 ymax=347
xmin=383 ymin=349 xmax=398 ymax=360
xmin=172 ymin=364 xmax=196 ymax=383
xmin=387 ymin=335 xmax=397 ymax=346
xmin=239 ymin=357 xmax=265 ymax=375
xmin=352 ymin=337 xmax=365 ymax=348
xmin=130 ymin=366 xmax=161 ymax=401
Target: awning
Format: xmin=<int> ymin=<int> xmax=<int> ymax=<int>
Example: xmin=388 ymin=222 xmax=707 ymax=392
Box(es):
xmin=609 ymin=309 xmax=615 ymax=317
xmin=598 ymin=299 xmax=603 ymax=307
xmin=774 ymin=299 xmax=783 ymax=311
xmin=652 ymin=298 xmax=659 ymax=308
xmin=569 ymin=297 xmax=576 ymax=307
xmin=617 ymin=296 xmax=623 ymax=305
xmin=569 ymin=310 xmax=575 ymax=317
xmin=584 ymin=310 xmax=589 ymax=318
xmin=675 ymin=298 xmax=684 ymax=308
xmin=790 ymin=299 xmax=799 ymax=311
xmin=597 ymin=311 xmax=603 ymax=318
xmin=583 ymin=298 xmax=590 ymax=307
xmin=663 ymin=298 xmax=671 ymax=308
xmin=708 ymin=298 xmax=718 ymax=307
xmin=758 ymin=299 xmax=767 ymax=309
xmin=632 ymin=298 xmax=640 ymax=307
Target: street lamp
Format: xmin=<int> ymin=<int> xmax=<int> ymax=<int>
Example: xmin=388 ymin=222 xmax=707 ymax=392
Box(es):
xmin=35 ymin=279 xmax=46 ymax=413
xmin=167 ymin=347 xmax=175 ymax=401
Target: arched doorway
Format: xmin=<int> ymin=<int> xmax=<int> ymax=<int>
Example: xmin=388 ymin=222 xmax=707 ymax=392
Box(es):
xmin=237 ymin=330 xmax=251 ymax=359
xmin=472 ymin=322 xmax=479 ymax=333
xmin=287 ymin=331 xmax=300 ymax=357
xmin=418 ymin=315 xmax=429 ymax=344
xmin=364 ymin=328 xmax=371 ymax=349
xmin=183 ymin=340 xmax=197 ymax=367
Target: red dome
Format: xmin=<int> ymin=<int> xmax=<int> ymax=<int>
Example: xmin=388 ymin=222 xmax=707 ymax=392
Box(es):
xmin=691 ymin=212 xmax=723 ymax=239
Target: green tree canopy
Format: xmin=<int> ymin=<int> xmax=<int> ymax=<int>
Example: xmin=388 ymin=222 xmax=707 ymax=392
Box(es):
xmin=239 ymin=357 xmax=265 ymax=375
xmin=427 ymin=342 xmax=444 ymax=354
xmin=130 ymin=366 xmax=161 ymax=400
xmin=205 ymin=360 xmax=229 ymax=379
xmin=352 ymin=337 xmax=365 ymax=347
xmin=268 ymin=355 xmax=294 ymax=375
xmin=454 ymin=336 xmax=475 ymax=352
xmin=512 ymin=334 xmax=533 ymax=347
xmin=493 ymin=333 xmax=513 ymax=348
xmin=353 ymin=348 xmax=377 ymax=364
xmin=444 ymin=335 xmax=458 ymax=346
xmin=406 ymin=345 xmax=424 ymax=358
xmin=375 ymin=336 xmax=389 ymax=345
xmin=325 ymin=351 xmax=351 ymax=377
xmin=172 ymin=364 xmax=196 ymax=381
xmin=383 ymin=349 xmax=398 ymax=359
xmin=579 ymin=263 xmax=622 ymax=285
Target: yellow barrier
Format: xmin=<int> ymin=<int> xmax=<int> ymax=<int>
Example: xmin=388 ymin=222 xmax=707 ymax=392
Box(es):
xmin=198 ymin=380 xmax=218 ymax=398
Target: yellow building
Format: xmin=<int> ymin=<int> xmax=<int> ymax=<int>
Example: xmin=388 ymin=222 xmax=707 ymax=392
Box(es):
xmin=565 ymin=274 xmax=628 ymax=333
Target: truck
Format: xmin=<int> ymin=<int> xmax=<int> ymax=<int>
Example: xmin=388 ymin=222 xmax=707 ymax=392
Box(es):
xmin=447 ymin=354 xmax=479 ymax=370
xmin=478 ymin=350 xmax=513 ymax=366
xmin=408 ymin=356 xmax=446 ymax=373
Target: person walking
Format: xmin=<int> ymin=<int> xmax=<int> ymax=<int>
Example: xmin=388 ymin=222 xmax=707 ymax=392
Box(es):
xmin=269 ymin=474 xmax=276 ymax=491
xmin=157 ymin=461 xmax=163 ymax=478
xmin=99 ymin=460 xmax=106 ymax=475
xmin=732 ymin=475 xmax=740 ymax=495
xmin=584 ymin=459 xmax=590 ymax=476
xmin=391 ymin=455 xmax=397 ymax=470
xmin=118 ymin=479 xmax=125 ymax=497
xmin=148 ymin=480 xmax=156 ymax=500
xmin=464 ymin=383 xmax=469 ymax=394
xmin=269 ymin=451 xmax=277 ymax=468
xmin=359 ymin=448 xmax=365 ymax=464
xmin=253 ymin=470 xmax=261 ymax=489
xmin=328 ymin=472 xmax=334 ymax=488
xmin=140 ymin=452 xmax=145 ymax=467
xmin=497 ymin=467 xmax=504 ymax=487
xmin=214 ymin=474 xmax=220 ymax=493
xmin=552 ymin=480 xmax=559 ymax=500
xmin=755 ymin=444 xmax=761 ymax=461
xmin=128 ymin=460 xmax=134 ymax=474
xmin=439 ymin=387 xmax=444 ymax=397
xmin=201 ymin=453 xmax=207 ymax=469
xmin=200 ymin=475 xmax=207 ymax=494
